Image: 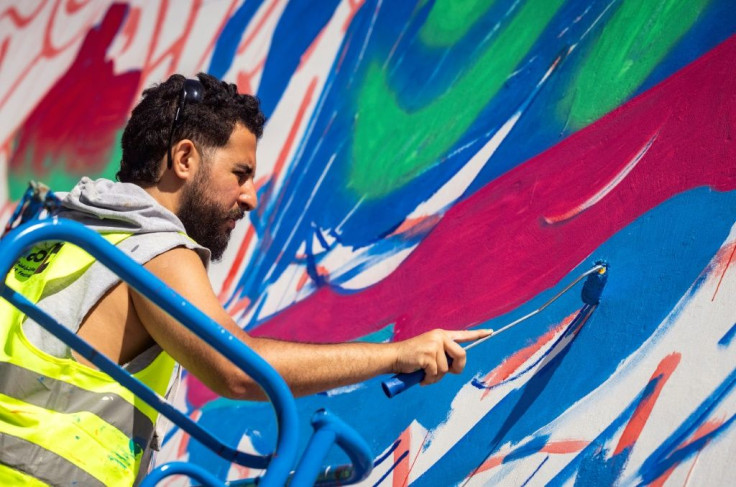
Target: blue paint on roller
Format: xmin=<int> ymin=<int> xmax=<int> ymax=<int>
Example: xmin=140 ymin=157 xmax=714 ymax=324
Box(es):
xmin=581 ymin=261 xmax=608 ymax=305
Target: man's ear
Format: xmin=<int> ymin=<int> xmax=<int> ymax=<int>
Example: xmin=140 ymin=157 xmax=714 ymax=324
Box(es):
xmin=170 ymin=139 xmax=200 ymax=180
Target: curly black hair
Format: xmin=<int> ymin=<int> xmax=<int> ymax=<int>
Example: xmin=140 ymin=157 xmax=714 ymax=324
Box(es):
xmin=117 ymin=72 xmax=265 ymax=184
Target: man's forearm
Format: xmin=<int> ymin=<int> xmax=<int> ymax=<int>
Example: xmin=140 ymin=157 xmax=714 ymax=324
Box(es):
xmin=242 ymin=336 xmax=397 ymax=399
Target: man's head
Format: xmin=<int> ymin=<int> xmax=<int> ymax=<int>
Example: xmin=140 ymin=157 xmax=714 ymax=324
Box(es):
xmin=119 ymin=73 xmax=265 ymax=260
xmin=118 ymin=72 xmax=264 ymax=184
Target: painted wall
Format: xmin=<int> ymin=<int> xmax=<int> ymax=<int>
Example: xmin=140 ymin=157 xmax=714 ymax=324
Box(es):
xmin=2 ymin=0 xmax=735 ymax=485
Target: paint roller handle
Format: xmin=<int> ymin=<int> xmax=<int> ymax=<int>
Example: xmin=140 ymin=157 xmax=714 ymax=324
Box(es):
xmin=382 ymin=357 xmax=454 ymax=398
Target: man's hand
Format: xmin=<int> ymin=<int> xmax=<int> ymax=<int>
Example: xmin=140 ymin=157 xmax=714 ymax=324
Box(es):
xmin=391 ymin=329 xmax=493 ymax=385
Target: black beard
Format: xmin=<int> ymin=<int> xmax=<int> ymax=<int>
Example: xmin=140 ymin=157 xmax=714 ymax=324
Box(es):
xmin=177 ymin=173 xmax=240 ymax=261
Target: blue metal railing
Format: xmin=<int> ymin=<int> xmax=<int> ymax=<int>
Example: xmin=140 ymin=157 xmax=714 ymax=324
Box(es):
xmin=0 ymin=217 xmax=373 ymax=486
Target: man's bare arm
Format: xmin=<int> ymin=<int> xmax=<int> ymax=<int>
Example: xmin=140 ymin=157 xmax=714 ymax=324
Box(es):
xmin=131 ymin=247 xmax=490 ymax=400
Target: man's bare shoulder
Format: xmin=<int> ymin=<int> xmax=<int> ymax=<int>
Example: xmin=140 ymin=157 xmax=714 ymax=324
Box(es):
xmin=144 ymin=246 xmax=209 ymax=283
xmin=135 ymin=245 xmax=221 ymax=319
xmin=135 ymin=245 xmax=227 ymax=327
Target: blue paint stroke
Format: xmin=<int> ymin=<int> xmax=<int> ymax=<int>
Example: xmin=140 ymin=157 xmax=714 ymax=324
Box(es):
xmin=372 ymin=450 xmax=408 ymax=487
xmin=521 ymin=456 xmax=550 ymax=487
xmin=184 ymin=188 xmax=736 ymax=481
xmin=718 ymin=323 xmax=736 ymax=347
xmin=409 ymin=188 xmax=736 ymax=486
xmin=544 ymin=375 xmax=665 ymax=486
xmin=373 ymin=438 xmax=401 ymax=467
xmin=638 ymin=367 xmax=736 ymax=484
xmin=208 ymin=0 xmax=264 ymax=79
xmin=504 ymin=435 xmax=550 ymax=463
xmin=257 ymin=0 xmax=340 ymax=117
xmin=225 ymin=0 xmax=736 ymax=321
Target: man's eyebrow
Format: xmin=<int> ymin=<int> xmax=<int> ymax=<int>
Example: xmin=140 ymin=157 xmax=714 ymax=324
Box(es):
xmin=234 ymin=162 xmax=255 ymax=171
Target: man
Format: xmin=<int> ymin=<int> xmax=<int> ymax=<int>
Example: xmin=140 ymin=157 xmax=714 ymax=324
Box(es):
xmin=0 ymin=73 xmax=490 ymax=485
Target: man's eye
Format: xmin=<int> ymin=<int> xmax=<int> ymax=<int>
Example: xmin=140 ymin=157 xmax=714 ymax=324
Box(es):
xmin=235 ymin=169 xmax=251 ymax=182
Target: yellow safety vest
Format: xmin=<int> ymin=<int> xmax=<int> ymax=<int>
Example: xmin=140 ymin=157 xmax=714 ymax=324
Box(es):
xmin=0 ymin=233 xmax=176 ymax=486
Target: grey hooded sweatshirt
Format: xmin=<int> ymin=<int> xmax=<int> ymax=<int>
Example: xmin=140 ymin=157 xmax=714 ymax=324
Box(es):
xmin=24 ymin=176 xmax=210 ymax=361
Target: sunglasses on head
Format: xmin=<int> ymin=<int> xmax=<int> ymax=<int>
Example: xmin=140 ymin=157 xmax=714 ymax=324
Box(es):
xmin=167 ymin=78 xmax=204 ymax=169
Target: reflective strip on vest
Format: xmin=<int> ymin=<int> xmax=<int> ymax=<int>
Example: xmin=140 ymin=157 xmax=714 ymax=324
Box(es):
xmin=0 ymin=432 xmax=104 ymax=487
xmin=0 ymin=459 xmax=52 ymax=487
xmin=0 ymin=362 xmax=154 ymax=445
xmin=0 ymin=393 xmax=138 ymax=485
xmin=0 ymin=232 xmax=176 ymax=486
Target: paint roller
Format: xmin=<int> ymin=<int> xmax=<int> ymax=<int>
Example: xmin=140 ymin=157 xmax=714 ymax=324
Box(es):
xmin=381 ymin=261 xmax=609 ymax=398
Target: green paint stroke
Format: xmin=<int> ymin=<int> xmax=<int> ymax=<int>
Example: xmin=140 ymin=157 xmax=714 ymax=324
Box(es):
xmin=568 ymin=0 xmax=709 ymax=128
xmin=351 ymin=0 xmax=563 ymax=199
xmin=419 ymin=0 xmax=497 ymax=47
xmin=8 ymin=135 xmax=123 ymax=200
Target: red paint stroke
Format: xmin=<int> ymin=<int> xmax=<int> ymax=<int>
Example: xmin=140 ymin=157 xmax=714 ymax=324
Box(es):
xmin=683 ymin=419 xmax=725 ymax=448
xmin=176 ymin=409 xmax=201 ymax=457
xmin=541 ymin=439 xmax=588 ymax=454
xmin=0 ymin=37 xmax=8 ymax=74
xmin=650 ymin=419 xmax=723 ymax=487
xmin=296 ymin=270 xmax=310 ymax=292
xmin=468 ymin=439 xmax=587 ymax=479
xmin=296 ymin=265 xmax=330 ymax=293
xmin=41 ymin=1 xmax=94 ymax=58
xmin=218 ymin=175 xmax=269 ymax=299
xmin=227 ymin=296 xmax=252 ymax=318
xmin=401 ymin=428 xmax=431 ymax=487
xmin=468 ymin=453 xmax=504 ymax=477
xmin=236 ymin=0 xmax=282 ymax=55
xmin=256 ymin=76 xmax=318 ymax=246
xmin=65 ymin=0 xmax=88 ymax=15
xmin=391 ymin=427 xmax=410 ymax=487
xmin=480 ymin=314 xmax=575 ymax=399
xmin=9 ymin=4 xmax=140 ymax=178
xmin=613 ymin=353 xmax=681 ymax=456
xmin=389 ymin=214 xmax=442 ymax=238
xmin=0 ymin=1 xmax=102 ymax=120
xmin=228 ymin=464 xmax=252 ymax=484
xmin=219 ymin=220 xmax=256 ymax=299
xmin=650 ymin=464 xmax=677 ymax=487
xmin=711 ymin=241 xmax=736 ymax=301
xmin=196 ymin=0 xmax=241 ymax=72
xmin=0 ymin=1 xmax=48 ymax=27
xmin=299 ymin=25 xmax=326 ymax=70
xmin=140 ymin=0 xmax=202 ymax=83
xmin=342 ymin=0 xmax=367 ymax=33
xmin=236 ymin=59 xmax=266 ymax=95
xmin=118 ymin=5 xmax=140 ymax=54
xmin=272 ymin=77 xmax=318 ymax=187
xmin=254 ymin=35 xmax=736 ymax=343
xmin=336 ymin=30 xmax=353 ymax=73
xmin=683 ymin=448 xmax=703 ymax=486
xmin=0 ymin=201 xmax=17 ymax=225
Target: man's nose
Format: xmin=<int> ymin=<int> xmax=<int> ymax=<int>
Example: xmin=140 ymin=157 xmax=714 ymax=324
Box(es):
xmin=239 ymin=179 xmax=257 ymax=211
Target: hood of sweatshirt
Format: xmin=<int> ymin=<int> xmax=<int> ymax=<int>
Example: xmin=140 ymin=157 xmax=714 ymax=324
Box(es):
xmin=57 ymin=177 xmax=187 ymax=235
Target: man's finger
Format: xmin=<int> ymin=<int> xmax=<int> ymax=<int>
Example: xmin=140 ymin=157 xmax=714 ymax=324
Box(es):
xmin=444 ymin=339 xmax=466 ymax=373
xmin=436 ymin=348 xmax=449 ymax=376
xmin=447 ymin=328 xmax=493 ymax=344
xmin=421 ymin=357 xmax=439 ymax=386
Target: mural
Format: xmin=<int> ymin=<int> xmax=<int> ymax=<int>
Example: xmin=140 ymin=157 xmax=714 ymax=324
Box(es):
xmin=1 ymin=0 xmax=735 ymax=484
